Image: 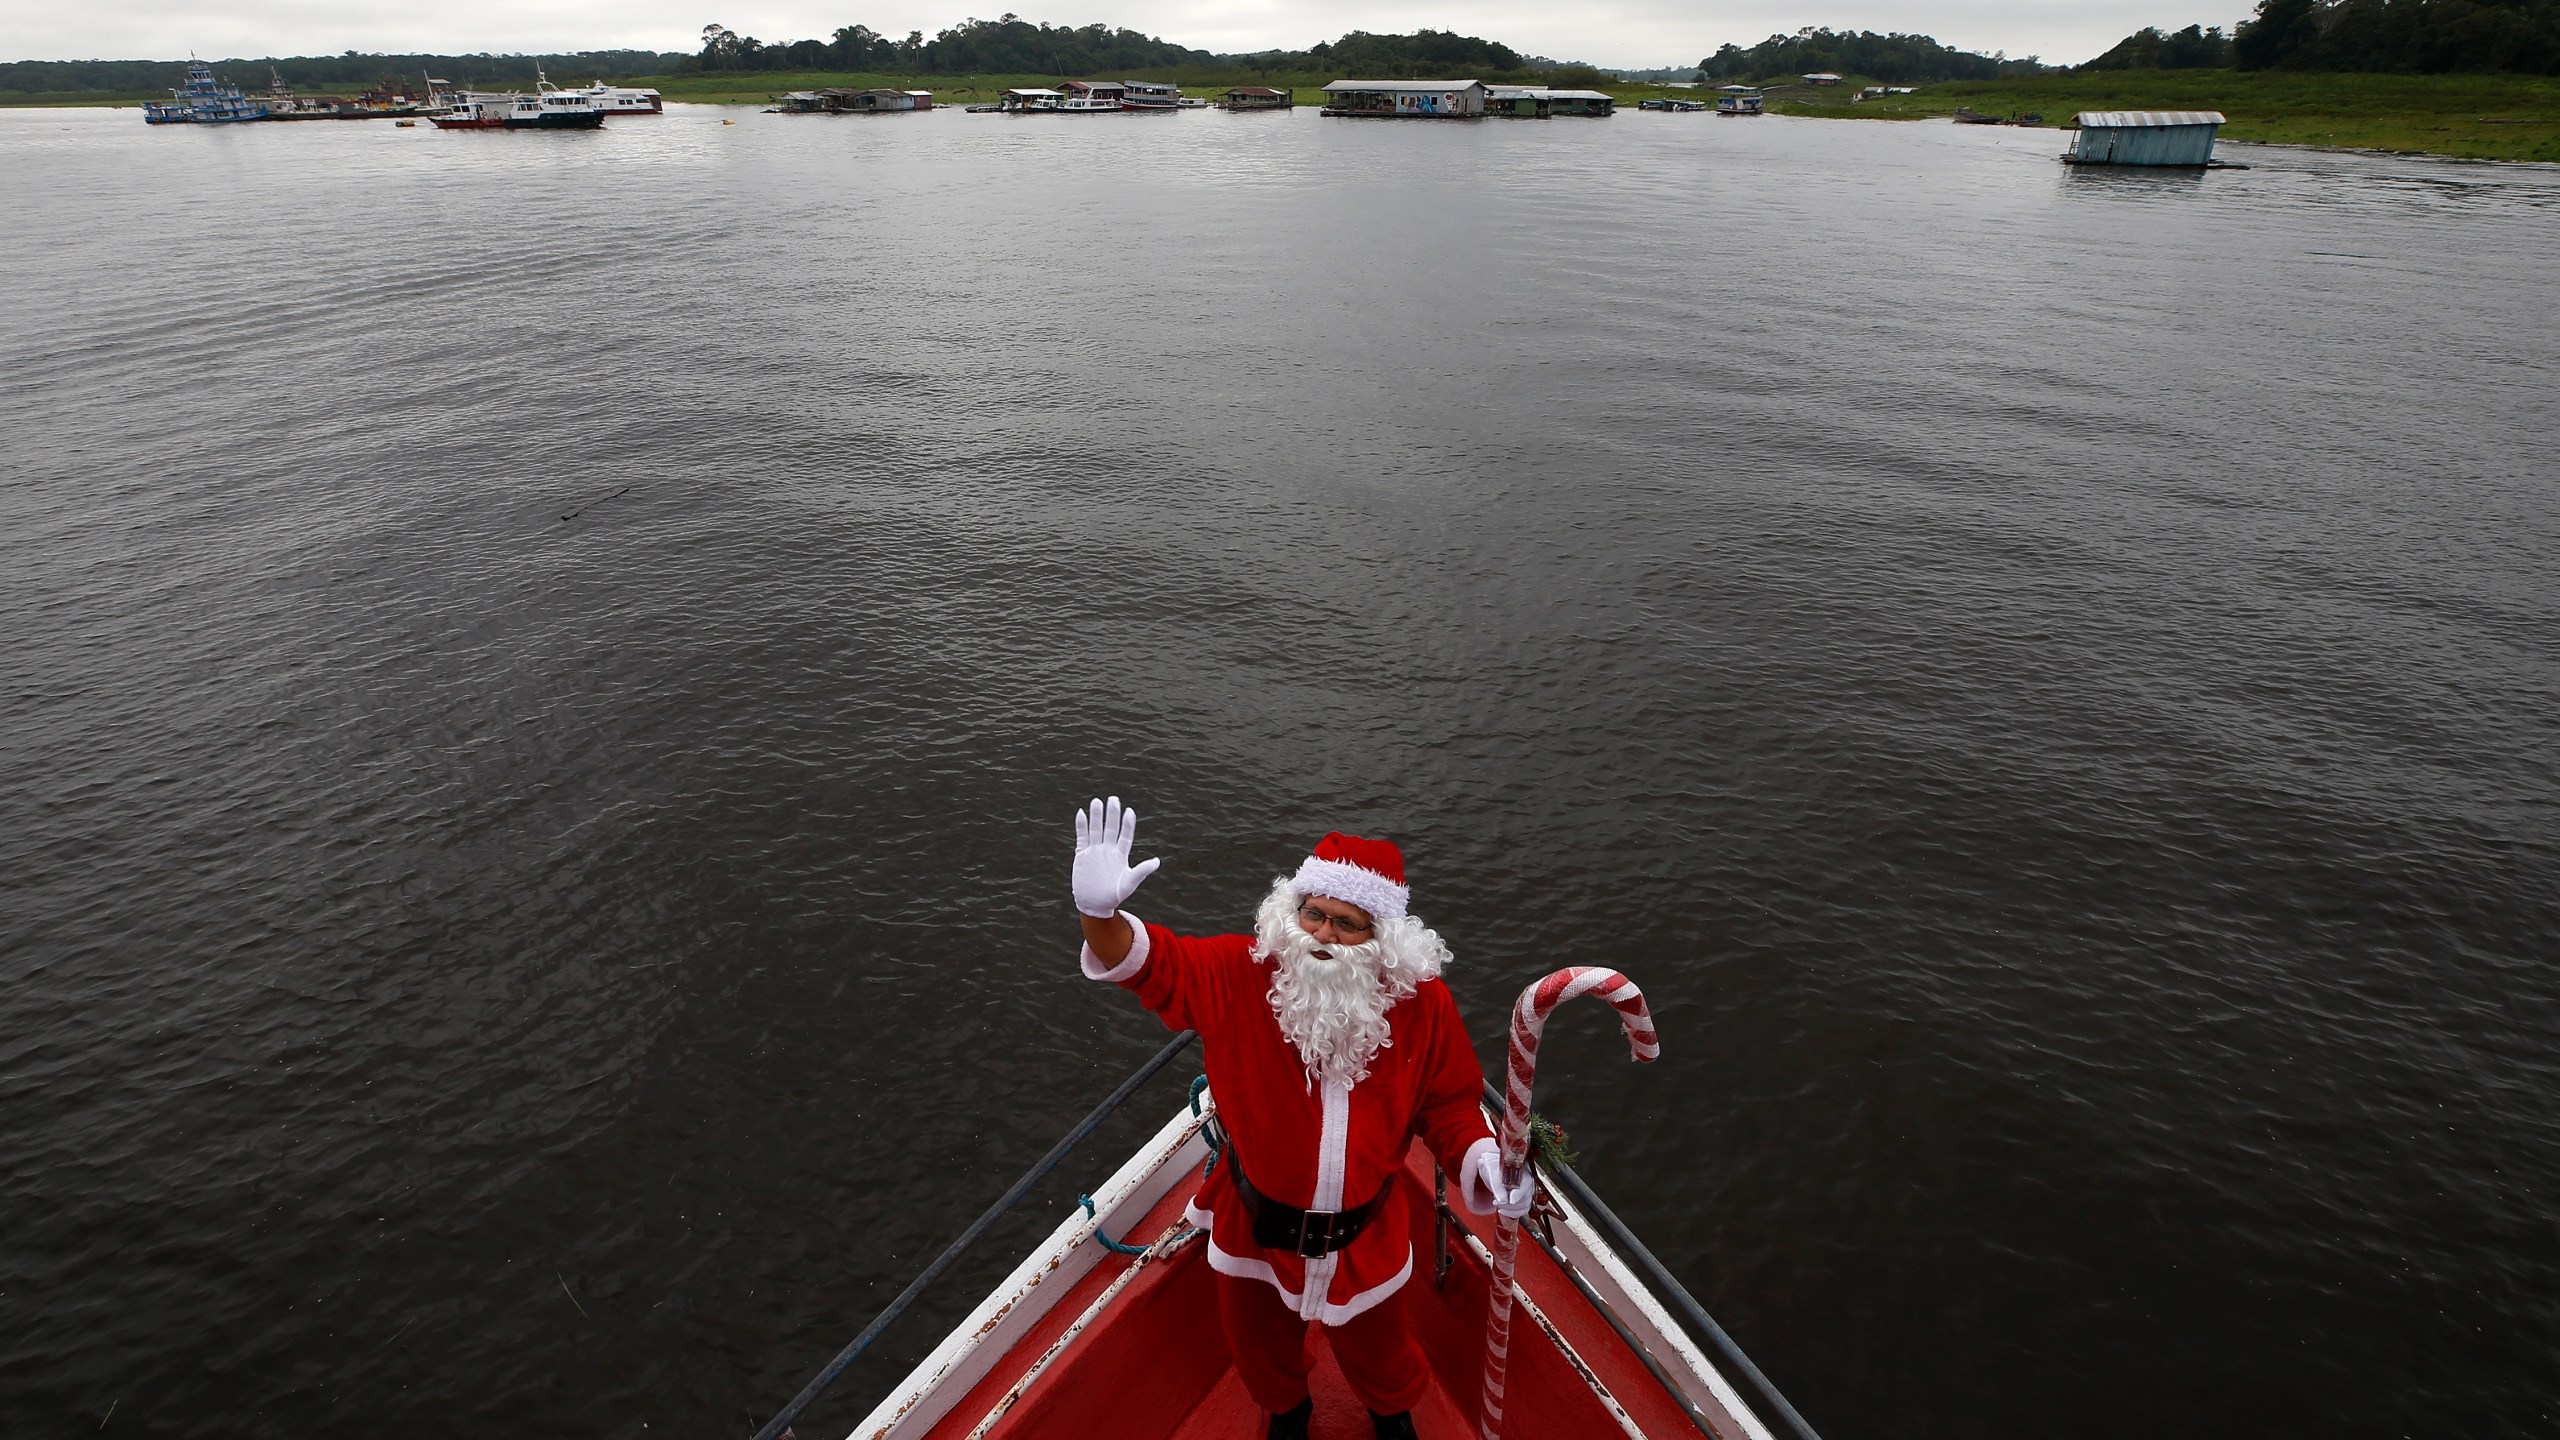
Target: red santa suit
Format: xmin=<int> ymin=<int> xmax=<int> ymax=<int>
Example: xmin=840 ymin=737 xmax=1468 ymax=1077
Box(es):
xmin=1083 ymin=916 xmax=1504 ymax=1325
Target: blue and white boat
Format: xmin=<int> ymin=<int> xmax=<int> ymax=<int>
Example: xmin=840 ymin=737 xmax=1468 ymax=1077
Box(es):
xmin=142 ymin=60 xmax=269 ymax=124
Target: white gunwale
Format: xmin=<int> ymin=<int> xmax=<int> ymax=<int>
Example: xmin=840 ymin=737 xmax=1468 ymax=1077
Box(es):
xmin=849 ymin=1101 xmax=1215 ymax=1440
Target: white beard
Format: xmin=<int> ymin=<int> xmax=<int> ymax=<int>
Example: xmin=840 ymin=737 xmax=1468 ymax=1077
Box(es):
xmin=1253 ymin=877 xmax=1450 ymax=1090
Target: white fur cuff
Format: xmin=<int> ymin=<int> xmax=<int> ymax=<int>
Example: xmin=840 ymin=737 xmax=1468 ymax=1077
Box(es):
xmin=1292 ymin=855 xmax=1409 ymax=922
xmin=1079 ymin=911 xmax=1150 ymax=983
xmin=1457 ymin=1136 xmax=1502 ymax=1216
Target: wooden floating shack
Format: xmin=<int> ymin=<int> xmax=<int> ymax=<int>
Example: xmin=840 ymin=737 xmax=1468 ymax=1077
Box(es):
xmin=1318 ymin=80 xmax=1489 ymax=117
xmin=1487 ymin=86 xmax=1616 ymax=118
xmin=1219 ymin=86 xmax=1292 ymax=110
xmin=2066 ymin=110 xmax=2230 ymax=166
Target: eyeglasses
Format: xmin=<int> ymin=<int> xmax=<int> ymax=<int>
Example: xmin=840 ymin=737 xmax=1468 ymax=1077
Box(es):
xmin=1298 ymin=903 xmax=1373 ymax=937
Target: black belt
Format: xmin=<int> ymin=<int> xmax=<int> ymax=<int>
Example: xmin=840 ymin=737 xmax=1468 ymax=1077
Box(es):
xmin=1229 ymin=1153 xmax=1387 ymax=1259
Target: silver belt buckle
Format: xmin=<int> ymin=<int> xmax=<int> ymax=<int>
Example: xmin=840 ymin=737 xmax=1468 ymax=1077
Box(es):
xmin=1296 ymin=1207 xmax=1338 ymax=1258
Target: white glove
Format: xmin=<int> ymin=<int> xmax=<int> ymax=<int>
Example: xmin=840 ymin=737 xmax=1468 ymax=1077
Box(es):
xmin=1472 ymin=1147 xmax=1538 ymax=1221
xmin=1071 ymin=796 xmax=1161 ymax=918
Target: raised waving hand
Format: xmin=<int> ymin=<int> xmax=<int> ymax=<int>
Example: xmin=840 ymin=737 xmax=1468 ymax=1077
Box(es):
xmin=1070 ymin=796 xmax=1161 ymax=918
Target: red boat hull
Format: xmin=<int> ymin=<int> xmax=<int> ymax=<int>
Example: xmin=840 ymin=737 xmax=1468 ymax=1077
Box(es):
xmin=892 ymin=1136 xmax=1711 ymax=1439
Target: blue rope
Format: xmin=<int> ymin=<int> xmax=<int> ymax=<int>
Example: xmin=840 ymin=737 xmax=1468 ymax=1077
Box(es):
xmin=1078 ymin=1195 xmax=1150 ymax=1256
xmin=1188 ymin=1075 xmax=1208 ymax=1115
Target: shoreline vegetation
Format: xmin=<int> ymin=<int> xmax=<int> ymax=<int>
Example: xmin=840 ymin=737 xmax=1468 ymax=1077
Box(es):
xmin=15 ymin=70 xmax=2557 ymax=162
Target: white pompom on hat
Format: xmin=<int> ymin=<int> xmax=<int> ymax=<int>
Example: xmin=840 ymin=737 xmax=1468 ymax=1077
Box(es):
xmin=1291 ymin=832 xmax=1410 ymax=922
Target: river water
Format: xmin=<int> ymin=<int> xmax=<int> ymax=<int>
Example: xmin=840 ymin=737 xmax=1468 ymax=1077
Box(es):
xmin=3 ymin=100 xmax=2555 ymax=1439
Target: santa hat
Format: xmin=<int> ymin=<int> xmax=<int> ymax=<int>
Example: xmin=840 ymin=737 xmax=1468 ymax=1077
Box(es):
xmin=1291 ymin=832 xmax=1410 ymax=923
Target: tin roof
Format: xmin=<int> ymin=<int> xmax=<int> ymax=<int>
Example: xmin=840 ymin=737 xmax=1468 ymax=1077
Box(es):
xmin=2076 ymin=110 xmax=2227 ymax=127
xmin=1537 ymin=89 xmax=1614 ymax=101
xmin=1321 ymin=79 xmax=1486 ymax=92
xmin=1225 ymin=86 xmax=1286 ymax=96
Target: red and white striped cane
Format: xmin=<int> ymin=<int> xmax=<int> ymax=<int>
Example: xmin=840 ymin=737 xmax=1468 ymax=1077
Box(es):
xmin=1478 ymin=967 xmax=1658 ymax=1440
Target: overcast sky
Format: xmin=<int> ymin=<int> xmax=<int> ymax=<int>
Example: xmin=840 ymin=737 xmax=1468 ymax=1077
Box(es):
xmin=6 ymin=0 xmax=2252 ymax=69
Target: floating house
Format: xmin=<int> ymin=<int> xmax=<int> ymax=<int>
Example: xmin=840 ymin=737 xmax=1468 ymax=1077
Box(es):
xmin=849 ymin=88 xmax=932 ymax=112
xmin=1716 ymin=91 xmax=1765 ymax=116
xmin=772 ymin=87 xmax=929 ymax=113
xmin=1534 ymin=87 xmax=1616 ymax=116
xmin=2068 ymin=110 xmax=2228 ymax=166
xmin=1318 ymin=80 xmax=1488 ymax=117
xmin=1802 ymin=72 xmax=1844 ymax=85
xmin=997 ymin=87 xmax=1064 ymax=112
xmin=1220 ymin=86 xmax=1292 ymax=109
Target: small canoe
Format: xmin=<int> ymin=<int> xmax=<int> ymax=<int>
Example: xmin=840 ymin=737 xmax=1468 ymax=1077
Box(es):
xmin=764 ymin=1037 xmax=1818 ymax=1440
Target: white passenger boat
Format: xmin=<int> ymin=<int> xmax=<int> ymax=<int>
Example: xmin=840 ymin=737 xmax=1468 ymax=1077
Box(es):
xmin=507 ymin=78 xmax=604 ymax=129
xmin=562 ymin=81 xmax=665 ymax=115
xmin=1056 ymin=80 xmax=1128 ymax=112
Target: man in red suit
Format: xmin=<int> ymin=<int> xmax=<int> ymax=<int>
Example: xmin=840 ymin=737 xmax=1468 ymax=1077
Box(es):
xmin=1070 ymin=797 xmax=1535 ymax=1440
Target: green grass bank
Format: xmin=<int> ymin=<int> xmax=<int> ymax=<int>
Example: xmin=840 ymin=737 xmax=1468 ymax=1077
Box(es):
xmin=1762 ymin=70 xmax=2560 ymax=162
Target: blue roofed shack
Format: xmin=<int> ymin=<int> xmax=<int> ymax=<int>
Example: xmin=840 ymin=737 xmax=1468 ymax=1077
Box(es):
xmin=2070 ymin=111 xmax=2227 ymax=166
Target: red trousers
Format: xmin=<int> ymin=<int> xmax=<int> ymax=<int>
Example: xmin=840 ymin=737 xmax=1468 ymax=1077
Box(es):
xmin=1217 ymin=1272 xmax=1431 ymax=1416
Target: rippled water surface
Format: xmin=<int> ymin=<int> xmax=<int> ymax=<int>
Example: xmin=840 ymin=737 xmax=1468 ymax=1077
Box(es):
xmin=4 ymin=102 xmax=2557 ymax=1439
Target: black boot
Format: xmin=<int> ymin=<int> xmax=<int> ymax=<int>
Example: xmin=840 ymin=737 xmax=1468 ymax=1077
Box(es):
xmin=1369 ymin=1410 xmax=1419 ymax=1439
xmin=1266 ymin=1397 xmax=1313 ymax=1440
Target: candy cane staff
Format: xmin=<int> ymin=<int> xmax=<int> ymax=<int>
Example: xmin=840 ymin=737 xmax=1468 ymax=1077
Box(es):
xmin=1477 ymin=968 xmax=1659 ymax=1440
xmin=1070 ymin=797 xmax=1538 ymax=1440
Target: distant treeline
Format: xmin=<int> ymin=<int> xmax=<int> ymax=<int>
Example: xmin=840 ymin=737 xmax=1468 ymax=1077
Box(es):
xmin=2230 ymin=0 xmax=2557 ymax=72
xmin=2080 ymin=25 xmax=2237 ymax=70
xmin=1701 ymin=28 xmax=2053 ymax=84
xmin=1227 ymin=29 xmax=1541 ymax=79
xmin=685 ymin=17 xmax=1573 ymax=80
xmin=0 ymin=51 xmax=683 ymax=99
xmin=689 ymin=15 xmax=1207 ymax=74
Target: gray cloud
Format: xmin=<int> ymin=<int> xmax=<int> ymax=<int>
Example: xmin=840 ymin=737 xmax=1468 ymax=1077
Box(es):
xmin=11 ymin=1 xmax=2250 ymax=69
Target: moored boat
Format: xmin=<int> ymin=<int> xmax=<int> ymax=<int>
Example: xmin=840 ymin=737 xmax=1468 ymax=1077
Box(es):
xmin=1715 ymin=92 xmax=1765 ymax=116
xmin=141 ymin=60 xmax=268 ymax=124
xmin=750 ymin=1031 xmax=1822 ymax=1440
xmin=429 ymin=94 xmax=513 ymax=130
xmin=563 ymin=80 xmax=665 ymax=115
xmin=1057 ymin=80 xmax=1128 ymax=112
xmin=258 ymin=69 xmax=366 ymax=120
xmin=1121 ymin=81 xmax=1184 ymax=112
xmin=506 ymin=80 xmax=605 ymax=129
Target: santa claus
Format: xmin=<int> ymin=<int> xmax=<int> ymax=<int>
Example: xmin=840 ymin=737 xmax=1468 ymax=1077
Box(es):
xmin=1071 ymin=797 xmax=1536 ymax=1440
